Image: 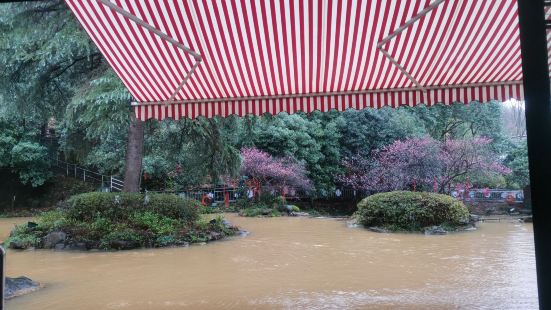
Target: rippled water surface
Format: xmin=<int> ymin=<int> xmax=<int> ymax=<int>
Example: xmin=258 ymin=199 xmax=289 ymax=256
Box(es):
xmin=0 ymin=214 xmax=537 ymax=309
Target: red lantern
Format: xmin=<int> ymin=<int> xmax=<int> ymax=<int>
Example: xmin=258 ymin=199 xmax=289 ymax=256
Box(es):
xmin=483 ymin=188 xmax=490 ymax=198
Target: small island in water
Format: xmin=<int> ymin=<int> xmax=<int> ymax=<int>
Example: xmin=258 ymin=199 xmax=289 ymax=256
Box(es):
xmin=5 ymin=192 xmax=241 ymax=251
xmin=353 ymin=191 xmax=476 ymax=235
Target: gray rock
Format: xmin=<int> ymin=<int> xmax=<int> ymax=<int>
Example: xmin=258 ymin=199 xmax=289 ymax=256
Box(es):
xmin=424 ymin=226 xmax=447 ymax=235
xmin=65 ymin=242 xmax=87 ymax=251
xmin=5 ymin=276 xmax=40 ymax=299
xmin=221 ymin=219 xmax=232 ymax=228
xmin=54 ymin=243 xmax=65 ymax=250
xmin=238 ymin=230 xmax=250 ymax=237
xmin=176 ymin=241 xmax=190 ymax=247
xmin=368 ymin=227 xmax=390 ymax=233
xmin=109 ymin=240 xmax=137 ymax=250
xmin=521 ymin=216 xmax=533 ymax=223
xmin=208 ymin=232 xmax=223 ymax=241
xmin=469 ymin=214 xmax=481 ymax=223
xmin=42 ymin=231 xmax=67 ymax=249
xmin=8 ymin=241 xmax=28 ymax=250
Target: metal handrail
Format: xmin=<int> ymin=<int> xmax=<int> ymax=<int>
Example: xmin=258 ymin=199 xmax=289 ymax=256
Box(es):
xmin=50 ymin=158 xmax=124 ymax=192
xmin=452 ymin=188 xmax=525 ymax=202
xmin=147 ymin=186 xmax=369 ymax=202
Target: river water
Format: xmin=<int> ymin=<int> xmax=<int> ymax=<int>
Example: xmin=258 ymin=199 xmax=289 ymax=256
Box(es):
xmin=1 ymin=215 xmax=537 ymax=309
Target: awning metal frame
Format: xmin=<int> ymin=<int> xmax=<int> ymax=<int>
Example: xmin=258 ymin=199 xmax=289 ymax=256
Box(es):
xmin=98 ymin=0 xmax=201 ymax=102
xmin=376 ymin=0 xmax=447 ymax=92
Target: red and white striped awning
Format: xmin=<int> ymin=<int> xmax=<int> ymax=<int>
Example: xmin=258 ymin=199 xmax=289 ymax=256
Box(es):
xmin=65 ymin=0 xmax=525 ymax=121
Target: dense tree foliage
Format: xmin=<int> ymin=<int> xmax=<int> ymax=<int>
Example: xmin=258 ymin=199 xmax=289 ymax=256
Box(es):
xmin=0 ymin=118 xmax=51 ymax=186
xmin=503 ymin=142 xmax=530 ymax=189
xmin=0 ymin=1 xmax=98 ymax=185
xmin=0 ymin=1 xmax=529 ymax=195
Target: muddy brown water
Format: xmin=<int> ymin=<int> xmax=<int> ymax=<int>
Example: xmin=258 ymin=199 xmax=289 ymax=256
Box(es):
xmin=0 ymin=214 xmax=537 ymax=309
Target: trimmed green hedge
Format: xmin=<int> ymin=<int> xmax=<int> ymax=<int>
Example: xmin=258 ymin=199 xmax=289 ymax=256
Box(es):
xmin=355 ymin=191 xmax=469 ymax=231
xmin=66 ymin=192 xmax=200 ymax=223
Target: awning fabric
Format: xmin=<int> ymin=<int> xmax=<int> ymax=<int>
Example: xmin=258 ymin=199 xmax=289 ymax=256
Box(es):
xmin=65 ymin=0 xmax=525 ymax=121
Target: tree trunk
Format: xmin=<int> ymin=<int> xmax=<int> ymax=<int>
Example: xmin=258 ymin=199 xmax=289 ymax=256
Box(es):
xmin=123 ymin=112 xmax=144 ymax=192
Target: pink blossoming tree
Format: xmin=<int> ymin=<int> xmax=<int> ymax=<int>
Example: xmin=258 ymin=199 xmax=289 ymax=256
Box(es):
xmin=339 ymin=137 xmax=511 ymax=193
xmin=240 ymin=148 xmax=314 ymax=195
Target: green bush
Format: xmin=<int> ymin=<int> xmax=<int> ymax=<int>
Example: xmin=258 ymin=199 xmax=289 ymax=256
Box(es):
xmin=130 ymin=211 xmax=176 ymax=235
xmin=273 ymin=196 xmax=286 ymax=206
xmin=184 ymin=215 xmax=237 ymax=243
xmin=37 ymin=210 xmax=67 ymax=231
xmin=146 ymin=194 xmax=200 ymax=223
xmin=291 ymin=205 xmax=300 ymax=212
xmin=5 ymin=233 xmax=40 ymax=249
xmin=355 ymin=191 xmax=469 ymax=231
xmin=66 ymin=192 xmax=199 ymax=223
xmin=90 ymin=216 xmax=114 ymax=235
xmin=155 ymin=235 xmax=176 ymax=247
xmin=239 ymin=207 xmax=282 ymax=217
xmin=197 ymin=204 xmax=240 ymax=214
xmin=234 ymin=197 xmax=252 ymax=210
xmin=257 ymin=192 xmax=283 ymax=206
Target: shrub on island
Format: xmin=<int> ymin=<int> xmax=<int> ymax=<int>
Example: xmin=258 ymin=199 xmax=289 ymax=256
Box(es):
xmin=239 ymin=207 xmax=283 ymax=217
xmin=5 ymin=192 xmax=239 ymax=250
xmin=354 ymin=191 xmax=470 ymax=233
xmin=237 ymin=194 xmax=304 ymax=217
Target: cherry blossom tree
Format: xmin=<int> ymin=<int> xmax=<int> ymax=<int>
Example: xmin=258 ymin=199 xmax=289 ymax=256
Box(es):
xmin=338 ymin=137 xmax=510 ymax=193
xmin=240 ymin=148 xmax=314 ymax=195
xmin=437 ymin=137 xmax=511 ymax=193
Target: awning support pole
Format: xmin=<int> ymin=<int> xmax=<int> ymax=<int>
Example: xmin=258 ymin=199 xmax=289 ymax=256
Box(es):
xmin=518 ymin=1 xmax=551 ymax=308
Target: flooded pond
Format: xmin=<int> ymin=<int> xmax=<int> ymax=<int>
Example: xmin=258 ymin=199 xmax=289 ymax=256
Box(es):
xmin=1 ymin=214 xmax=537 ymax=309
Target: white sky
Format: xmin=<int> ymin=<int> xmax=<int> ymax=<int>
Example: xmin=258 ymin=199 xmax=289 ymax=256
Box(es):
xmin=502 ymin=98 xmax=524 ymax=108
